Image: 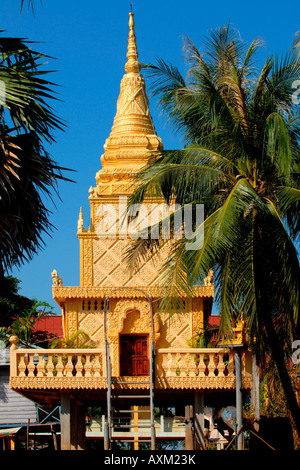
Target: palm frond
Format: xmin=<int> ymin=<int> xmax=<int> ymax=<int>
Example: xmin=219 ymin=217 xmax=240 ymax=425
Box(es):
xmin=0 ymin=35 xmax=73 ymax=270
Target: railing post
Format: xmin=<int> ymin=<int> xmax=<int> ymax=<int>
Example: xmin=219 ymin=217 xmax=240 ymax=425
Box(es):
xmin=60 ymin=390 xmax=71 ymax=450
xmin=9 ymin=335 xmax=19 ymax=377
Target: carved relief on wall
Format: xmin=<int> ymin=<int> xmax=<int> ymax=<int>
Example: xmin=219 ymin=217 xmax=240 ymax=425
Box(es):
xmin=108 ymin=299 xmax=152 ymax=337
xmin=92 ymin=237 xmax=163 ymax=288
xmin=191 ymin=297 xmax=204 ymax=336
xmin=78 ymin=311 xmax=105 ymax=348
xmin=155 ymin=311 xmax=192 ymax=349
xmin=65 ymin=300 xmax=78 ymax=336
xmin=106 ymin=298 xmax=155 ymax=376
xmin=82 ymin=238 xmax=93 ymax=286
xmin=115 ymin=74 xmax=150 ymax=118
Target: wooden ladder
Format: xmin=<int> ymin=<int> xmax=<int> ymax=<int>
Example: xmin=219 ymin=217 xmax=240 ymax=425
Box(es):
xmin=105 ymin=342 xmax=156 ymax=450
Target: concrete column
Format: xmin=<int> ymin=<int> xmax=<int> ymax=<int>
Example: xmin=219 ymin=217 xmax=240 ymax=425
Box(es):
xmin=61 ymin=392 xmax=86 ymax=450
xmin=71 ymin=401 xmax=86 ymax=450
xmin=77 ymin=403 xmax=86 ymax=450
xmin=185 ymin=405 xmax=194 ymax=450
xmin=194 ymin=390 xmax=206 ymax=450
xmin=235 ymin=349 xmax=244 ymax=450
xmin=60 ymin=391 xmax=71 ymax=450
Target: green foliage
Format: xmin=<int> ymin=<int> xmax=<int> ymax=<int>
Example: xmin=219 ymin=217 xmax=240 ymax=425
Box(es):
xmin=0 ymin=299 xmax=53 ymax=346
xmin=48 ymin=330 xmax=91 ymax=349
xmin=0 ymin=275 xmax=34 ymax=326
xmin=260 ymin=359 xmax=300 ymax=418
xmin=0 ymin=33 xmax=73 ymax=272
xmin=188 ymin=321 xmax=220 ymax=348
xmin=20 ymin=0 xmax=37 ymax=13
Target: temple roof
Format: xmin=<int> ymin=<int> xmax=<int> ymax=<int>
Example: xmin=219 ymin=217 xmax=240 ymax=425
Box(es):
xmin=91 ymin=11 xmax=163 ymax=198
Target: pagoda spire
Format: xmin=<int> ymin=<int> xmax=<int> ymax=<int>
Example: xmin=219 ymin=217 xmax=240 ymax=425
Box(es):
xmin=92 ymin=10 xmax=163 ymax=197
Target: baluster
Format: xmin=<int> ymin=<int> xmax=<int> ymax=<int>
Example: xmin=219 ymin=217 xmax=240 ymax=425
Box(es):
xmin=227 ymin=352 xmax=235 ymax=377
xmin=36 ymin=354 xmax=44 ymax=377
xmin=198 ymin=353 xmax=206 ymax=377
xmin=76 ymin=354 xmax=84 ymax=377
xmin=47 ymin=353 xmax=55 ymax=377
xmin=18 ymin=354 xmax=27 ymax=377
xmin=55 ymin=354 xmax=64 ymax=377
xmin=27 ymin=353 xmax=36 ymax=377
xmin=64 ymin=354 xmax=74 ymax=377
xmin=92 ymin=354 xmax=102 ymax=377
xmin=84 ymin=354 xmax=92 ymax=377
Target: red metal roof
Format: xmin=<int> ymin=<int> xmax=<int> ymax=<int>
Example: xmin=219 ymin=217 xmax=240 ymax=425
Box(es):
xmin=33 ymin=314 xmax=219 ymax=339
xmin=34 ymin=315 xmax=63 ymax=338
xmin=208 ymin=315 xmax=220 ymax=326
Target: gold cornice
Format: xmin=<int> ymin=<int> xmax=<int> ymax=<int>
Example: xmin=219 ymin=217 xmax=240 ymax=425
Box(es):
xmin=52 ymin=285 xmax=214 ymax=301
xmin=10 ymin=376 xmax=251 ymax=391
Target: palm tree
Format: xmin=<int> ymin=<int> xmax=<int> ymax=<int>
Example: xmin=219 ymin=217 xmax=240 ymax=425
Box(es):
xmin=20 ymin=0 xmax=36 ymax=12
xmin=0 ymin=35 xmax=71 ymax=272
xmin=49 ymin=330 xmax=91 ymax=349
xmin=125 ymin=25 xmax=300 ymax=435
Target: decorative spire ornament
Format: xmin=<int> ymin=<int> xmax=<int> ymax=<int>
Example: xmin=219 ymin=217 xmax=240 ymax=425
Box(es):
xmin=92 ymin=10 xmax=163 ymax=196
xmin=77 ymin=207 xmax=85 ymax=232
xmin=125 ymin=10 xmax=141 ymax=74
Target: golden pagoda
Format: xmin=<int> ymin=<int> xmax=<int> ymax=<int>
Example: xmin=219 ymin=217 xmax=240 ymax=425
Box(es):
xmin=9 ymin=11 xmax=253 ymax=451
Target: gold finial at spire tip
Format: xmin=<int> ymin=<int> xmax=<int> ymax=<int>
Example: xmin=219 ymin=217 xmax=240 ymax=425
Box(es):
xmin=125 ymin=8 xmax=141 ymax=74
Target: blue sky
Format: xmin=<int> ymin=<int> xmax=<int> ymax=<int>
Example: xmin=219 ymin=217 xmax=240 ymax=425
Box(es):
xmin=3 ymin=0 xmax=300 ymax=312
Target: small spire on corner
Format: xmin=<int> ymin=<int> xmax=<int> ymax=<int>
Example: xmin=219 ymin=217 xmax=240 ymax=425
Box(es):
xmin=77 ymin=207 xmax=86 ymax=232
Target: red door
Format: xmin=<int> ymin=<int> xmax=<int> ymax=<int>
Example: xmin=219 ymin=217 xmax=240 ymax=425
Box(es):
xmin=120 ymin=335 xmax=149 ymax=376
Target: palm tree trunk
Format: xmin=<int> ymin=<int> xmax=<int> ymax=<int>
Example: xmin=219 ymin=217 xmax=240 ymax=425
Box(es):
xmin=263 ymin=312 xmax=300 ymax=438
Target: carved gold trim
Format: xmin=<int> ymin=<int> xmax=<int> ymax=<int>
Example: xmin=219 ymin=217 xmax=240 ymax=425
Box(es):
xmin=53 ymin=285 xmax=214 ymax=301
xmin=155 ymin=376 xmax=252 ymax=390
xmin=10 ymin=377 xmax=107 ymax=390
xmin=10 ymin=376 xmax=252 ymax=391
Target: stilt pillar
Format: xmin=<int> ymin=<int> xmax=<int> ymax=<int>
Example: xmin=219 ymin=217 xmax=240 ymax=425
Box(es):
xmin=185 ymin=405 xmax=194 ymax=450
xmin=71 ymin=400 xmax=86 ymax=450
xmin=60 ymin=390 xmax=71 ymax=450
xmin=60 ymin=391 xmax=86 ymax=450
xmin=194 ymin=390 xmax=206 ymax=449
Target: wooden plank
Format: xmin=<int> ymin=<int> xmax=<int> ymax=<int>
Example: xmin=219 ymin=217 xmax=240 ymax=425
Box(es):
xmin=0 ymin=367 xmax=37 ymax=424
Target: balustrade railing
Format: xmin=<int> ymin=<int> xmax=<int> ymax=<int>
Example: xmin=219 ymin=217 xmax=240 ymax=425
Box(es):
xmin=10 ymin=349 xmax=106 ymax=378
xmin=10 ymin=347 xmax=249 ymax=382
xmin=156 ymin=348 xmax=235 ymax=378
